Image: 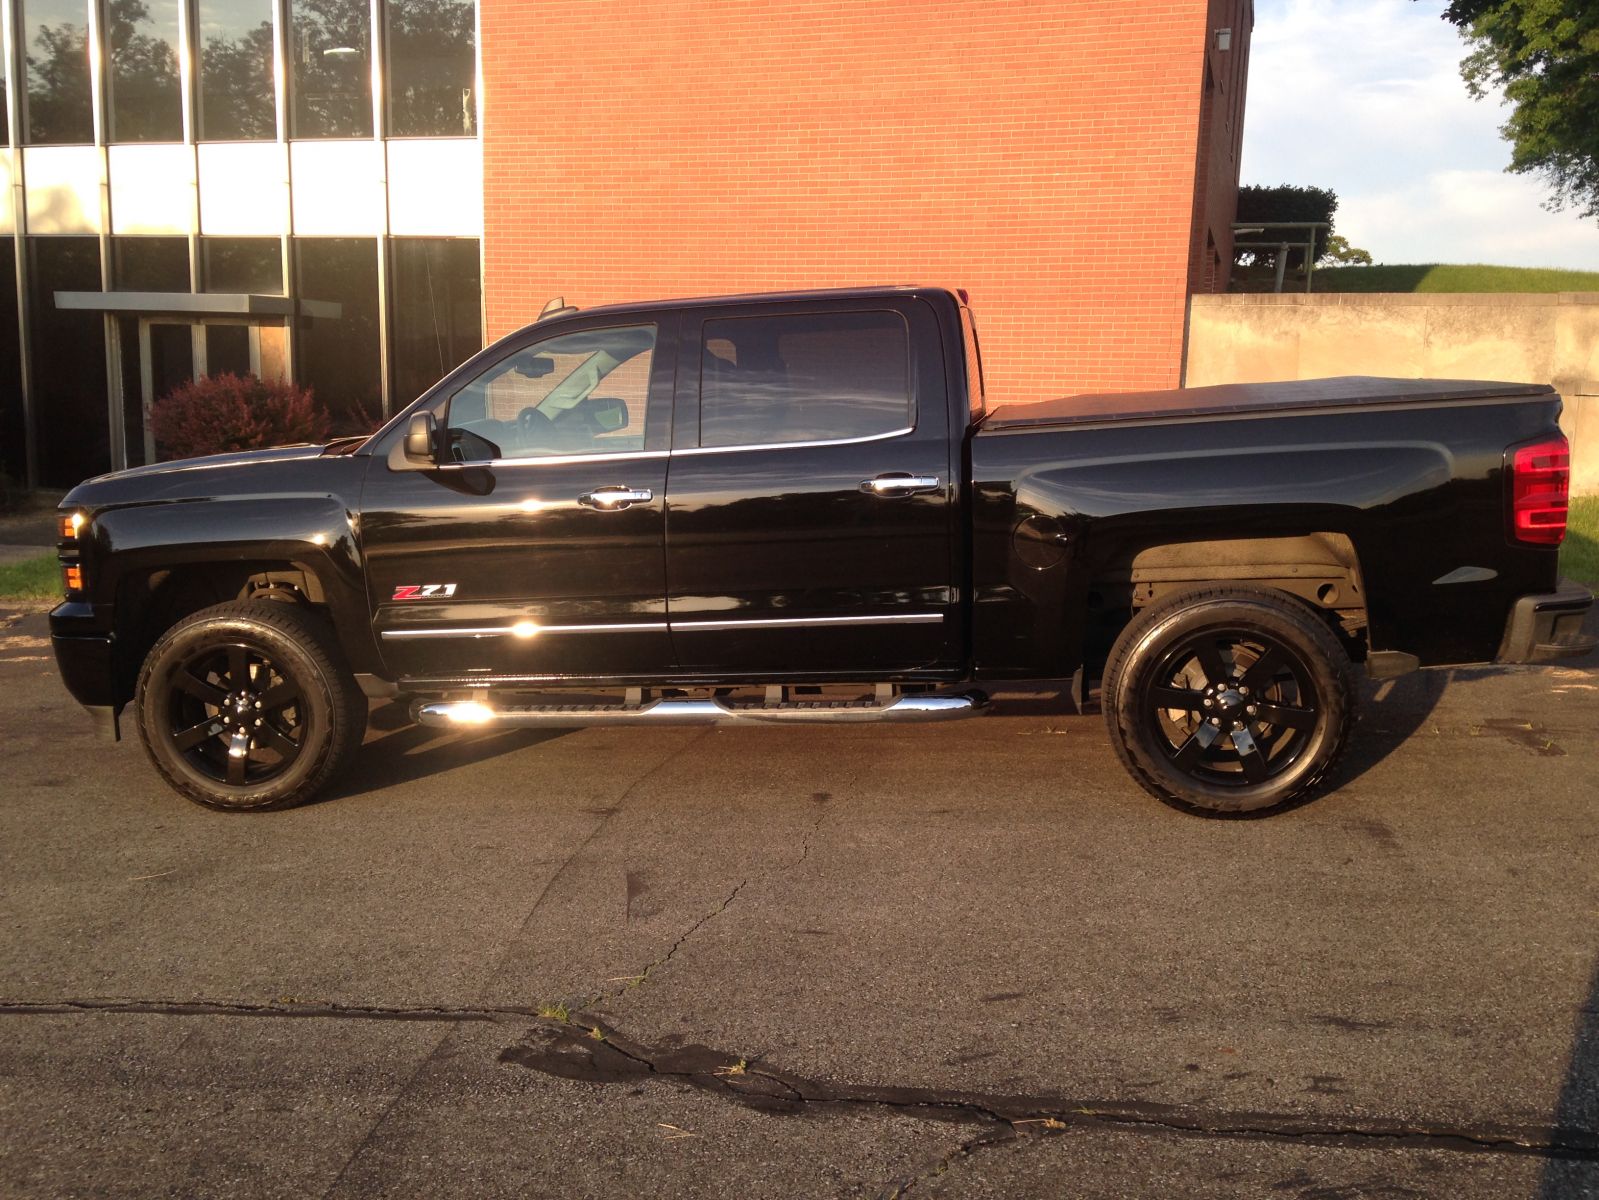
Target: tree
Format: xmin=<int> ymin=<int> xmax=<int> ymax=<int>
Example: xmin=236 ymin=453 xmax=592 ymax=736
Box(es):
xmin=1435 ymin=0 xmax=1599 ymax=220
xmin=1233 ymin=184 xmax=1338 ymax=273
xmin=1319 ymin=234 xmax=1373 ymax=266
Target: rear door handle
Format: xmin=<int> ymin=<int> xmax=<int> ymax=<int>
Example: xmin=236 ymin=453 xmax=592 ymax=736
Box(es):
xmin=578 ymin=485 xmax=653 ymax=510
xmin=860 ymin=473 xmax=941 ymax=497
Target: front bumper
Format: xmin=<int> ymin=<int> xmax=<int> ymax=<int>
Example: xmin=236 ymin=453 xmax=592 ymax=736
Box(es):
xmin=1496 ymin=580 xmax=1597 ymax=665
xmin=49 ymin=600 xmax=124 ymax=737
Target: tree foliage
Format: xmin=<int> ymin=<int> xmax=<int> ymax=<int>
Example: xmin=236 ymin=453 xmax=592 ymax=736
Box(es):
xmin=1435 ymin=0 xmax=1599 ymax=219
xmin=1319 ymin=234 xmax=1373 ymax=266
xmin=1234 ymin=184 xmax=1338 ymax=271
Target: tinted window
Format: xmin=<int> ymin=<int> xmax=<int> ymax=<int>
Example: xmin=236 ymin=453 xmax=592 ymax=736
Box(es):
xmin=445 ymin=325 xmax=655 ymax=462
xmin=30 ymin=237 xmax=109 ymax=487
xmin=699 ymin=311 xmax=910 ymax=448
xmin=197 ymin=0 xmax=276 ymax=140
xmin=295 ymin=237 xmax=381 ymax=435
xmin=113 ymin=236 xmax=190 ymax=290
xmin=23 ymin=0 xmax=93 ymax=144
xmin=202 ymin=237 xmax=283 ymax=294
xmin=290 ymin=0 xmax=373 ymax=138
xmin=108 ymin=0 xmax=184 ymax=141
xmin=0 ymin=243 xmax=23 ymax=483
xmin=385 ymin=0 xmax=476 ymax=137
xmin=390 ymin=237 xmax=481 ymax=403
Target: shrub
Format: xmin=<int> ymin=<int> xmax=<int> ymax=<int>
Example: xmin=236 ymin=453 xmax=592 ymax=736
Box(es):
xmin=150 ymin=373 xmax=332 ymax=462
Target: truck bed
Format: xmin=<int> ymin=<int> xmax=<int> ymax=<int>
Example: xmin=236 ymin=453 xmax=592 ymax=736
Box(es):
xmin=980 ymin=376 xmax=1555 ymax=432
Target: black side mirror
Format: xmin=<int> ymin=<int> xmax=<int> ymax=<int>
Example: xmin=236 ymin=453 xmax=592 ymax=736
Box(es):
xmin=404 ymin=412 xmax=437 ymax=463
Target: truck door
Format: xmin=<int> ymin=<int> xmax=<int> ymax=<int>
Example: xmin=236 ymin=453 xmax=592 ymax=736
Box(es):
xmin=663 ymin=297 xmax=959 ymax=676
xmin=360 ymin=317 xmax=678 ymax=682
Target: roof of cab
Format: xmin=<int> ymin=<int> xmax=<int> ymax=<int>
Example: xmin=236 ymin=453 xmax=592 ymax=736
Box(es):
xmin=529 ymin=285 xmax=944 ymax=324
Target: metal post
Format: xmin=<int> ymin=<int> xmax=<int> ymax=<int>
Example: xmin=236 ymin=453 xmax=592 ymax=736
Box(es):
xmin=273 ymin=0 xmax=295 ymax=382
xmin=1273 ymin=242 xmax=1288 ymax=293
xmin=370 ymin=0 xmax=391 ymax=418
xmin=86 ymin=0 xmax=126 ymax=471
xmin=178 ymin=0 xmax=200 ymax=293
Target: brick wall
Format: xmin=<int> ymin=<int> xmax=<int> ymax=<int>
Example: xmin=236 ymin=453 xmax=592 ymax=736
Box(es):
xmin=482 ymin=0 xmax=1233 ymax=403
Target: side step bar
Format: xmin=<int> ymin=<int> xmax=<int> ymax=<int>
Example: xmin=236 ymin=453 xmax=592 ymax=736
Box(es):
xmin=415 ymin=692 xmax=988 ymax=729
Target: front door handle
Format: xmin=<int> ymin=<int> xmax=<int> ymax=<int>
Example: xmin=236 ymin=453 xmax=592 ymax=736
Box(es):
xmin=578 ymin=485 xmax=653 ymax=510
xmin=860 ymin=473 xmax=941 ymax=497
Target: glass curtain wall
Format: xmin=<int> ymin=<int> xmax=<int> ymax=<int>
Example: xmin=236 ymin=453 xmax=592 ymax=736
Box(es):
xmin=385 ymin=0 xmax=475 ymax=137
xmin=290 ymin=0 xmax=372 ymax=138
xmin=196 ymin=0 xmax=276 ymax=139
xmin=22 ymin=0 xmax=94 ymax=143
xmin=294 ymin=237 xmax=381 ymax=434
xmin=107 ymin=0 xmax=183 ymax=141
xmin=0 ymin=245 xmax=23 ymax=486
xmin=390 ymin=237 xmax=480 ymax=404
xmin=29 ymin=239 xmax=109 ymax=485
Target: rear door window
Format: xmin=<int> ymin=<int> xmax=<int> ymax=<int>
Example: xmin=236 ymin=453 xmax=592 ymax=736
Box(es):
xmin=698 ymin=310 xmax=911 ymax=448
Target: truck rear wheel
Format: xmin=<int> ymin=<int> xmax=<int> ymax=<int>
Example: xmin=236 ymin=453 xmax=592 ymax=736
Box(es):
xmin=1102 ymin=586 xmax=1356 ymax=816
xmin=135 ymin=601 xmax=366 ymax=812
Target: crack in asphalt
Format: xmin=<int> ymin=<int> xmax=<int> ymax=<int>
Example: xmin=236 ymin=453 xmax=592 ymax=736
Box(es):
xmin=8 ymin=997 xmax=1599 ymax=1173
xmin=497 ymin=1017 xmax=1599 ymax=1166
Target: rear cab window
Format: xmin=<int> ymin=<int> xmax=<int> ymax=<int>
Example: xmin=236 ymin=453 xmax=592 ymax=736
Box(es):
xmin=698 ymin=310 xmax=912 ymax=448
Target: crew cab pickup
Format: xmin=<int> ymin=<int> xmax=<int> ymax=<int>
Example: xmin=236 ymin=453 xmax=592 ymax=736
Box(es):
xmin=48 ymin=286 xmax=1595 ymax=815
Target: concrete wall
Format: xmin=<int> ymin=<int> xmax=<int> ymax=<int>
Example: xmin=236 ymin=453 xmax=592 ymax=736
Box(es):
xmin=1186 ymin=292 xmax=1599 ymax=494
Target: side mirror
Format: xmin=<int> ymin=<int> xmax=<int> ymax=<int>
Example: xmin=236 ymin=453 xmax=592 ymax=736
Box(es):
xmin=403 ymin=412 xmax=437 ymax=464
xmin=589 ymin=396 xmax=630 ymax=433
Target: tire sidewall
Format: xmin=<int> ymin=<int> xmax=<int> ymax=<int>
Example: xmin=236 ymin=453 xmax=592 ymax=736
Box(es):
xmin=138 ymin=612 xmax=339 ymax=811
xmin=1112 ymin=595 xmax=1351 ymax=815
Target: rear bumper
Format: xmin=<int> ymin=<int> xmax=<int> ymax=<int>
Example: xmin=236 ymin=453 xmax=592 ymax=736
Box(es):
xmin=1495 ymin=580 xmax=1597 ymax=665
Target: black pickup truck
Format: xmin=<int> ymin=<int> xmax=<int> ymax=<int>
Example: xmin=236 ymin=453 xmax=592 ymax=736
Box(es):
xmin=48 ymin=286 xmax=1594 ymax=816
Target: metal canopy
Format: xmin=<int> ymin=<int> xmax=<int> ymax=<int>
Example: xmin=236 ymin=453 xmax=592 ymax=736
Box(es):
xmin=53 ymin=291 xmax=343 ymax=320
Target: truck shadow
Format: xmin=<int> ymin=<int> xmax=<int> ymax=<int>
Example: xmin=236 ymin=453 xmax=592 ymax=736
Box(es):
xmin=1335 ymin=668 xmax=1452 ymax=787
xmin=1541 ymin=957 xmax=1599 ymax=1197
xmin=322 ymin=701 xmax=572 ymax=802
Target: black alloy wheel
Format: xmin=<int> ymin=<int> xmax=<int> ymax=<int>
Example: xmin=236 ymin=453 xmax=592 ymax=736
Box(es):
xmin=164 ymin=641 xmax=307 ymax=787
xmin=1103 ymin=585 xmax=1356 ymax=816
xmin=1142 ymin=628 xmax=1320 ymax=789
xmin=136 ymin=601 xmax=366 ymax=811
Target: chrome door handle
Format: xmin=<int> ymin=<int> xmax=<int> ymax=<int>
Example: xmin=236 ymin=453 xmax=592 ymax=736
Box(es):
xmin=578 ymin=485 xmax=653 ymax=510
xmin=860 ymin=473 xmax=941 ymax=497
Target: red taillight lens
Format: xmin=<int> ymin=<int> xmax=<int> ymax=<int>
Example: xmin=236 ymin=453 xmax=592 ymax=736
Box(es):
xmin=1509 ymin=435 xmax=1570 ymax=545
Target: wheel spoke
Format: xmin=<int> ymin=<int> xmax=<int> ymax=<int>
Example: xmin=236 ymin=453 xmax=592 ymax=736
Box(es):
xmin=1150 ymin=686 xmax=1206 ymax=713
xmin=1252 ymin=699 xmax=1316 ymax=730
xmin=1232 ymin=726 xmax=1270 ymax=783
xmin=173 ymin=669 xmax=227 ymax=707
xmin=226 ymin=645 xmax=250 ymax=690
xmin=1169 ymin=721 xmax=1221 ymax=771
xmin=258 ymin=681 xmax=301 ymax=711
xmin=226 ymin=731 xmax=250 ymax=785
xmin=255 ymin=721 xmax=298 ymax=757
xmin=172 ymin=718 xmax=220 ymax=751
xmin=1240 ymin=647 xmax=1285 ymax=692
xmin=1194 ymin=640 xmax=1231 ymax=686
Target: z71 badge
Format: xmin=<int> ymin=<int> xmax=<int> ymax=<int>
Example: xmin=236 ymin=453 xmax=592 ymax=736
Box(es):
xmin=392 ymin=584 xmax=458 ymax=600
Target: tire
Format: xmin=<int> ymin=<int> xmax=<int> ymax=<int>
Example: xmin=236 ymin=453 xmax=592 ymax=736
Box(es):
xmin=1102 ymin=585 xmax=1356 ymax=817
xmin=135 ymin=601 xmax=367 ymax=812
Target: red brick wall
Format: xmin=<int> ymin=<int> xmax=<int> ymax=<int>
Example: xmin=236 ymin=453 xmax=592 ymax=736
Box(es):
xmin=482 ymin=0 xmax=1227 ymax=403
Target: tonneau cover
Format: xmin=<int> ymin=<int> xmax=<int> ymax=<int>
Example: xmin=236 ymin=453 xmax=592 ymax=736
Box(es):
xmin=980 ymin=375 xmax=1556 ymax=431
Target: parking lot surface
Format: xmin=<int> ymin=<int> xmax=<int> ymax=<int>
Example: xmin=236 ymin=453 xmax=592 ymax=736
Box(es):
xmin=1 ymin=606 xmax=1596 ymax=1198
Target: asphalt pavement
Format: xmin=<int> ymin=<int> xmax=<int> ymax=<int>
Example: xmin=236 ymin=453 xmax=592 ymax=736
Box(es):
xmin=1 ymin=605 xmax=1596 ymax=1199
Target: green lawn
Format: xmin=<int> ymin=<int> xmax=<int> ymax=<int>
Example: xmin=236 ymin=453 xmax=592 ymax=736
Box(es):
xmin=1564 ymin=495 xmax=1599 ymax=588
xmin=0 ymin=552 xmax=60 ymax=601
xmin=1311 ymin=263 xmax=1599 ymax=294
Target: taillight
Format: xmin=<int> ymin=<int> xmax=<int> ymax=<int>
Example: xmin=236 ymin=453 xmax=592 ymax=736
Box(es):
xmin=1509 ymin=435 xmax=1570 ymax=545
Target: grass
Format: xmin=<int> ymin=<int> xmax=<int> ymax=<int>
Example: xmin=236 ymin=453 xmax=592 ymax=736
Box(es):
xmin=1310 ymin=263 xmax=1599 ymax=294
xmin=0 ymin=552 xmax=59 ymax=602
xmin=1563 ymin=496 xmax=1599 ymax=588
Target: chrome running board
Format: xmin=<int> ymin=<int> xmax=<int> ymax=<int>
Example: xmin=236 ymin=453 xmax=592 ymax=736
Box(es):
xmin=415 ymin=692 xmax=988 ymax=729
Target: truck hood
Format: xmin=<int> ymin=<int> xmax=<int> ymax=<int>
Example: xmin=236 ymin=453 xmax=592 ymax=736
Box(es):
xmin=62 ymin=443 xmax=357 ymax=509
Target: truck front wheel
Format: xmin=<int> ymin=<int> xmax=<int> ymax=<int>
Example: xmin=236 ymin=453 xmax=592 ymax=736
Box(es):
xmin=1102 ymin=586 xmax=1356 ymax=816
xmin=135 ymin=601 xmax=366 ymax=812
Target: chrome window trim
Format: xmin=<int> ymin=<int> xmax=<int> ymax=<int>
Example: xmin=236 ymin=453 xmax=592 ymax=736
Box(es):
xmin=671 ymin=425 xmax=915 ymax=458
xmin=441 ymin=448 xmax=671 ymax=469
xmin=381 ymin=612 xmax=944 ymax=639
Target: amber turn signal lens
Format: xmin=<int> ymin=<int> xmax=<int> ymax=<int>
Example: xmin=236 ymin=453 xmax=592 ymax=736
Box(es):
xmin=59 ymin=512 xmax=86 ymax=540
xmin=63 ymin=563 xmax=83 ymax=593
